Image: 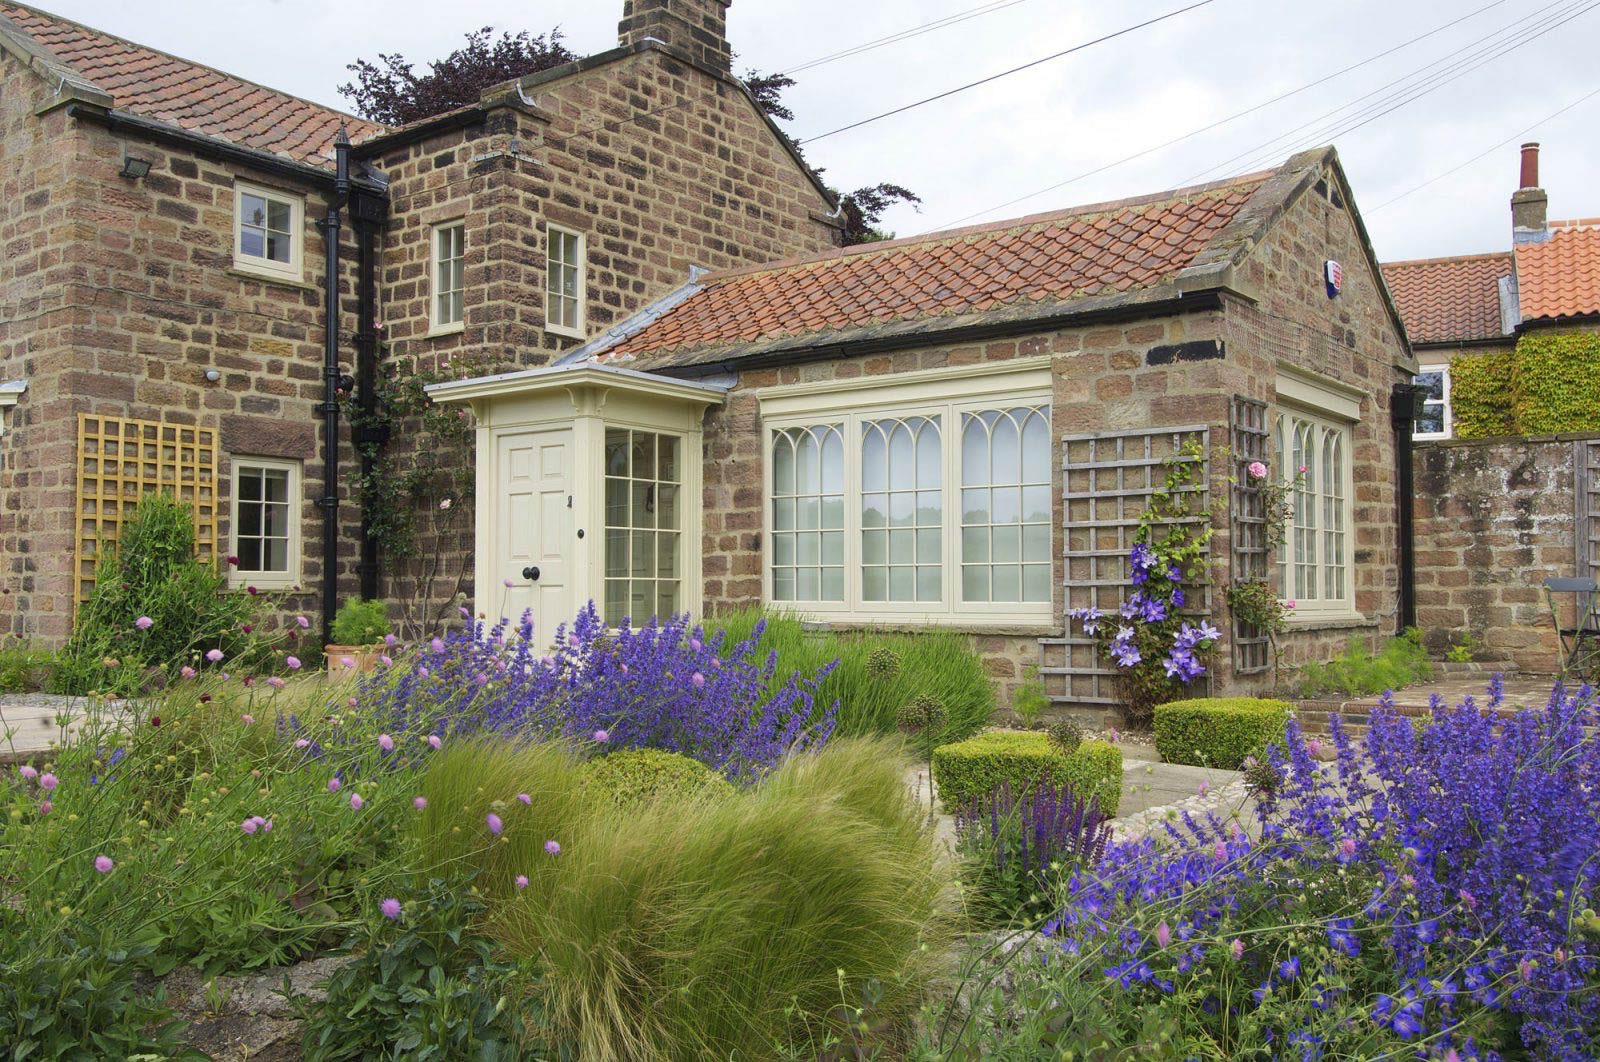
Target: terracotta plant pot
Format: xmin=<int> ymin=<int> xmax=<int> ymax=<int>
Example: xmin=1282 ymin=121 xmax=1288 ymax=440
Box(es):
xmin=324 ymin=644 xmax=384 ymax=678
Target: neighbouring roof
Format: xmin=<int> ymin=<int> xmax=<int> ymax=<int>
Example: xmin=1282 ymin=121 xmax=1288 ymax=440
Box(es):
xmin=0 ymin=2 xmax=385 ymax=168
xmin=579 ymin=148 xmax=1363 ymax=372
xmin=1515 ymin=221 xmax=1600 ymax=323
xmin=1380 ymin=252 xmax=1512 ymax=345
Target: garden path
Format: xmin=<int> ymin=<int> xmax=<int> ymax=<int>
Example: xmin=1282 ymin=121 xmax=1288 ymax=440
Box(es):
xmin=0 ymin=692 xmax=91 ymax=763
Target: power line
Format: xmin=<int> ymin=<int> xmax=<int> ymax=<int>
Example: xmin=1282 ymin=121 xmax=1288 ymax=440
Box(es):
xmin=1369 ymin=84 xmax=1600 ymax=212
xmin=1187 ymin=0 xmax=1598 ymax=181
xmin=916 ymin=0 xmax=1510 ymax=232
xmin=796 ymin=0 xmax=1221 ymax=145
xmin=778 ymin=0 xmax=1034 ymax=76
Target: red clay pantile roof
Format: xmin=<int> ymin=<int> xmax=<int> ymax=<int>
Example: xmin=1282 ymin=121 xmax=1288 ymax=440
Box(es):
xmin=1 ymin=3 xmax=385 ymax=168
xmin=599 ymin=170 xmax=1276 ymax=367
xmin=1515 ymin=221 xmax=1600 ymax=322
xmin=1381 ymin=252 xmax=1511 ymax=345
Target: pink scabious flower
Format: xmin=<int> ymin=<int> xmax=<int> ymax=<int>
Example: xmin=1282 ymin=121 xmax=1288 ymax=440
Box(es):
xmin=241 ymin=714 xmax=256 ymax=725
xmin=418 ymin=667 xmax=430 ymax=679
xmin=340 ymin=657 xmax=355 ymax=669
xmin=413 ymin=796 xmax=428 ymax=809
xmin=38 ymin=772 xmax=57 ymax=792
xmin=241 ymin=818 xmax=259 ymax=834
xmin=384 ymin=634 xmax=397 ymax=647
xmin=18 ymin=765 xmax=37 ymax=781
xmin=459 ymin=607 xmax=471 ymax=619
xmin=430 ymin=638 xmax=444 ymax=652
xmin=427 ymin=735 xmax=442 ymax=750
xmin=691 ymin=672 xmax=705 ymax=688
xmin=1246 ymin=460 xmax=1268 ymax=480
xmin=1230 ymin=939 xmax=1244 ymax=960
xmin=347 ymin=697 xmax=358 ymax=708
xmin=1197 ymin=780 xmax=1210 ymax=798
xmin=93 ymin=855 xmax=114 ymax=874
xmin=295 ymin=615 xmax=310 ymax=629
xmin=295 ymin=738 xmax=310 ymax=749
xmin=38 ymin=800 xmax=51 ymax=816
xmin=134 ymin=616 xmax=154 ymax=630
xmin=689 ymin=637 xmax=702 ymax=652
xmin=567 ymin=633 xmax=580 ymax=649
xmin=380 ymin=898 xmax=401 ymax=920
xmin=544 ymin=840 xmax=561 ymax=856
xmin=328 ymin=777 xmax=342 ymax=793
xmin=262 ymin=819 xmax=273 ymax=832
xmin=285 ymin=656 xmax=301 ymax=670
xmin=514 ymin=874 xmax=529 ymax=890
xmin=1339 ymin=836 xmax=1357 ymax=860
xmin=486 ymin=813 xmax=503 ymax=836
xmin=380 ymin=655 xmax=393 ymax=667
xmin=206 ymin=649 xmax=224 ymax=663
xmin=180 ymin=666 xmax=196 ymax=679
xmin=1154 ymin=921 xmax=1171 ymax=948
xmin=349 ymin=793 xmax=364 ymax=810
xmin=378 ymin=733 xmax=395 ymax=752
xmin=266 ymin=676 xmax=286 ymax=690
xmin=593 ymin=729 xmax=609 ymax=743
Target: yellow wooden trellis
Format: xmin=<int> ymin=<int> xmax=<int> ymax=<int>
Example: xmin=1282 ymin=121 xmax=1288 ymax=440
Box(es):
xmin=75 ymin=414 xmax=219 ymax=609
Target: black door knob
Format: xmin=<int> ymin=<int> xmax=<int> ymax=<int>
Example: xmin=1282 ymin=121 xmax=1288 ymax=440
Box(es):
xmin=522 ymin=566 xmax=540 ymax=581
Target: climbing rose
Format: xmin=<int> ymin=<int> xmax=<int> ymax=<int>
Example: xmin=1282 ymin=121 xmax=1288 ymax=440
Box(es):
xmin=1247 ymin=460 xmax=1268 ymax=480
xmin=134 ymin=616 xmax=153 ymax=630
xmin=93 ymin=855 xmax=114 ymax=874
xmin=544 ymin=840 xmax=561 ymax=856
xmin=486 ymin=813 xmax=503 ymax=836
xmin=380 ymin=898 xmax=401 ymax=920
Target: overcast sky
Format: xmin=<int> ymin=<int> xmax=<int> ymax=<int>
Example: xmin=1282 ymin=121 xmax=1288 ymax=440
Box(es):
xmin=41 ymin=0 xmax=1600 ymax=261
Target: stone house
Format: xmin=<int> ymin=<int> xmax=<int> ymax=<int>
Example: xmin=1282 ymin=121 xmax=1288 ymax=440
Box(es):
xmin=0 ymin=0 xmax=838 ymax=642
xmin=429 ymin=146 xmax=1418 ymax=713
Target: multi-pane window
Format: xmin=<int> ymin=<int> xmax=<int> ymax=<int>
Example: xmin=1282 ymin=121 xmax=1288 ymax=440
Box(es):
xmin=432 ymin=222 xmax=465 ymax=330
xmin=862 ymin=416 xmax=943 ymax=603
xmin=770 ymin=425 xmax=844 ymax=603
xmin=765 ymin=395 xmax=1052 ymax=622
xmin=1412 ymin=365 xmax=1450 ymax=439
xmin=546 ymin=226 xmax=585 ymax=337
xmin=960 ymin=407 xmax=1051 ymax=603
xmin=603 ymin=428 xmax=680 ymax=626
xmin=230 ymin=458 xmax=300 ymax=589
xmin=234 ymin=183 xmax=300 ymax=278
xmin=1274 ymin=410 xmax=1353 ymax=612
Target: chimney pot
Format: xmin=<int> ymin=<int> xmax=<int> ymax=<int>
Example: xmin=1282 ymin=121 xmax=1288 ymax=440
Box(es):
xmin=1519 ymin=142 xmax=1540 ymax=190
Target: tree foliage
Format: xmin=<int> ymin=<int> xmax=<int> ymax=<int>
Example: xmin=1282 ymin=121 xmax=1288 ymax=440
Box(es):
xmin=340 ymin=27 xmax=577 ymax=126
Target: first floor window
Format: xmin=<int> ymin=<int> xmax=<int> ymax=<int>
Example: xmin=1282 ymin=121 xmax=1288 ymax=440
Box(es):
xmin=1412 ymin=364 xmax=1450 ymax=438
xmin=432 ymin=221 xmax=465 ymax=330
xmin=230 ymin=457 xmax=301 ymax=589
xmin=766 ymin=396 xmax=1051 ymax=622
xmin=546 ymin=226 xmax=585 ymax=337
xmin=1274 ymin=409 xmax=1352 ymax=612
xmin=603 ymin=428 xmax=681 ymax=626
xmin=234 ymin=182 xmax=302 ymax=279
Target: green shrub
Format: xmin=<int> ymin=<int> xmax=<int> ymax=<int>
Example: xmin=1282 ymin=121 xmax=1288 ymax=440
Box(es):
xmin=0 ymin=639 xmax=54 ymax=693
xmin=583 ymin=748 xmax=734 ymax=806
xmin=709 ymin=609 xmax=994 ymax=754
xmin=1152 ymin=697 xmax=1293 ymax=769
xmin=1011 ymin=666 xmax=1050 ymax=728
xmin=1451 ymin=332 xmax=1600 ymax=438
xmin=329 ymin=598 xmax=391 ymax=646
xmin=420 ymin=737 xmax=947 ymax=1060
xmin=930 ymin=730 xmax=1122 ymax=815
xmin=50 ymin=493 xmax=260 ymax=695
xmin=1297 ymin=628 xmax=1433 ymax=698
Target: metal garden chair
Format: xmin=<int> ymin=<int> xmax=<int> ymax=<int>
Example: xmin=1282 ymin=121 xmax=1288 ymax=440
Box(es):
xmin=1543 ymin=576 xmax=1600 ymax=679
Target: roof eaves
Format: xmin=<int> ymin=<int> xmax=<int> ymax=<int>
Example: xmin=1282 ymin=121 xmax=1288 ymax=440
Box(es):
xmin=0 ymin=7 xmax=111 ymax=111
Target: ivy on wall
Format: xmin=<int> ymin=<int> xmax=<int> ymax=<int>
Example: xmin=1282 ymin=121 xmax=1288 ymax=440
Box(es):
xmin=1450 ymin=330 xmax=1600 ymax=438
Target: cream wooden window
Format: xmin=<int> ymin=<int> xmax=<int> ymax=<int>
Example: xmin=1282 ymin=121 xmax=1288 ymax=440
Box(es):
xmin=1274 ymin=409 xmax=1353 ymax=614
xmin=603 ymin=428 xmax=681 ymax=626
xmin=1413 ymin=364 xmax=1451 ymax=439
xmin=546 ymin=226 xmax=585 ymax=338
xmin=764 ymin=383 xmax=1052 ymax=625
xmin=431 ymin=222 xmax=465 ymax=332
xmin=229 ymin=457 xmax=301 ymax=590
xmin=233 ymin=183 xmax=302 ymax=280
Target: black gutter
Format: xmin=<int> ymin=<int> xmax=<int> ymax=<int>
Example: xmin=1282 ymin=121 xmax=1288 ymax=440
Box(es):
xmin=1390 ymin=383 xmax=1429 ymax=633
xmin=348 ymin=106 xmax=486 ymax=160
xmin=657 ymin=290 xmax=1229 ymax=380
xmin=350 ymin=185 xmax=390 ymax=602
xmin=316 ymin=131 xmax=352 ymax=644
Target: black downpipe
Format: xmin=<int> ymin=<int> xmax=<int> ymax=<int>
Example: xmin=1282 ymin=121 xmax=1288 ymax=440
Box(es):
xmin=1390 ymin=383 xmax=1428 ymax=634
xmin=317 ymin=131 xmax=352 ymax=645
xmin=352 ymin=190 xmax=386 ymax=602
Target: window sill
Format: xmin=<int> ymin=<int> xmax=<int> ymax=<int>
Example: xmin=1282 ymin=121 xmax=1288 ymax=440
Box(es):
xmin=790 ymin=616 xmax=1058 ymax=637
xmin=1283 ymin=612 xmax=1374 ymax=632
xmin=228 ymin=265 xmax=314 ymax=291
xmin=426 ymin=322 xmax=466 ymax=339
xmin=546 ymin=323 xmax=587 ymax=341
xmin=229 ymin=574 xmax=303 ymax=592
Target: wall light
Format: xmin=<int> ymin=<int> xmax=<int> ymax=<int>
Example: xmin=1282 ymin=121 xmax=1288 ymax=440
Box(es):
xmin=203 ymin=369 xmax=221 ymax=383
xmin=119 ymin=155 xmax=152 ymax=180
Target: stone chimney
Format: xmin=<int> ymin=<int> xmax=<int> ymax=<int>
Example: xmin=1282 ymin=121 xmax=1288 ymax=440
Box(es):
xmin=618 ymin=0 xmax=733 ymax=73
xmin=1511 ymin=141 xmax=1549 ymax=244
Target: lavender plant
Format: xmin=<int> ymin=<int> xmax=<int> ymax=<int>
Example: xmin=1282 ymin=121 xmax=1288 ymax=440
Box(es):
xmin=366 ymin=603 xmax=838 ymax=782
xmin=995 ymin=679 xmax=1600 ymax=1060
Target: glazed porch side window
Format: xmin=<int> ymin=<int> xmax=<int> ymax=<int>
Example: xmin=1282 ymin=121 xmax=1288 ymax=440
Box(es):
xmin=603 ymin=428 xmax=681 ymax=626
xmin=960 ymin=406 xmax=1051 ymax=603
xmin=770 ymin=425 xmax=845 ymax=603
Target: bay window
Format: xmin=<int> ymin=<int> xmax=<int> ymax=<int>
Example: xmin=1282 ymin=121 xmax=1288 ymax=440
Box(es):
xmin=761 ymin=361 xmax=1053 ymax=625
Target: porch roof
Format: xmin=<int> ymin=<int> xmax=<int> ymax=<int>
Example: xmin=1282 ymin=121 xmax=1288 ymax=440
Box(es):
xmin=424 ymin=362 xmax=729 ymax=409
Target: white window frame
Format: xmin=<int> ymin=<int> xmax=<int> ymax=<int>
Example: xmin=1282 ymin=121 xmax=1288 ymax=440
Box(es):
xmin=757 ymin=359 xmax=1054 ymax=628
xmin=545 ymin=225 xmax=586 ymax=339
xmin=228 ymin=456 xmax=302 ymax=591
xmin=1412 ymin=363 xmax=1451 ymax=440
xmin=232 ymin=181 xmax=304 ymax=281
xmin=1273 ymin=368 xmax=1358 ymax=620
xmin=429 ymin=220 xmax=466 ymax=335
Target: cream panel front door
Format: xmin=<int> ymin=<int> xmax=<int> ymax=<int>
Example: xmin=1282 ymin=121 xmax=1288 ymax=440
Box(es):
xmin=496 ymin=428 xmax=573 ymax=641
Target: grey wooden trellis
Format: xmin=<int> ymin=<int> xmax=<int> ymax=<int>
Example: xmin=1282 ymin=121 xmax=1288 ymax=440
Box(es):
xmin=1040 ymin=425 xmax=1209 ymax=707
xmin=1229 ymin=396 xmax=1272 ymax=674
xmin=1579 ymin=437 xmax=1600 ymax=586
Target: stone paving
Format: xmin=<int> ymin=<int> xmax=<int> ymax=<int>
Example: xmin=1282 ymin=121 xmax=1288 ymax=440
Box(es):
xmin=0 ymin=692 xmax=89 ymax=763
